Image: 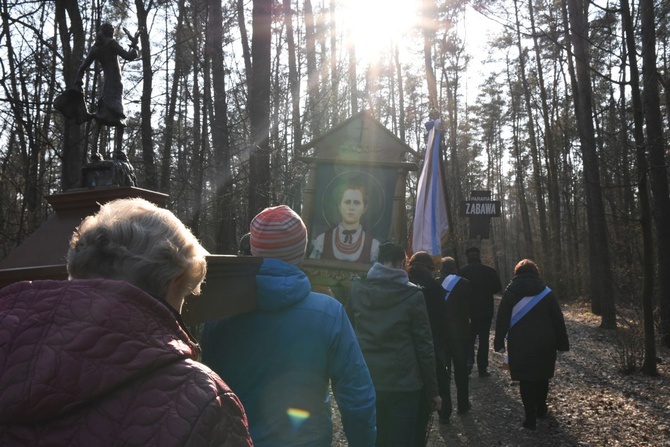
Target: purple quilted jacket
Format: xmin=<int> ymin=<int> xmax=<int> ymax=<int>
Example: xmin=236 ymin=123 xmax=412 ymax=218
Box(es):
xmin=0 ymin=279 xmax=253 ymax=446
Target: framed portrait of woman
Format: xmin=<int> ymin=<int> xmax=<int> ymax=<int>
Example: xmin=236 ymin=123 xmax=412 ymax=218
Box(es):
xmin=297 ymin=110 xmax=418 ymax=299
xmin=307 ymin=165 xmax=396 ymax=265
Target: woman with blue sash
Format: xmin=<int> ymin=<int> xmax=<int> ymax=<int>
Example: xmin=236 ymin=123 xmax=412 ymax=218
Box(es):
xmin=493 ymin=259 xmax=569 ymax=430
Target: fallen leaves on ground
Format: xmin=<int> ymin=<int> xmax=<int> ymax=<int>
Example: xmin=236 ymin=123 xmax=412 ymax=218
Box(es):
xmin=332 ymin=301 xmax=670 ymax=446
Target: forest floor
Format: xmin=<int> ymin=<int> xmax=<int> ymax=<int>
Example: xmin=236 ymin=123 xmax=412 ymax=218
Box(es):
xmin=333 ymin=300 xmax=670 ymax=446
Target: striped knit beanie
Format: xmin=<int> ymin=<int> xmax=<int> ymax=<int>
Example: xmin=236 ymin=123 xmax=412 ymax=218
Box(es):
xmin=250 ymin=205 xmax=307 ymax=264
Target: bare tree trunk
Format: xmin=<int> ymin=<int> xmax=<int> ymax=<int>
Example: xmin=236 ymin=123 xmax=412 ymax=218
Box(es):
xmin=135 ymin=0 xmax=157 ymax=189
xmin=394 ymin=45 xmax=406 ymax=142
xmin=283 ymin=0 xmax=301 ymax=150
xmin=443 ymin=60 xmax=464 ymax=218
xmin=283 ymin=0 xmax=303 ymax=209
xmin=348 ymin=39 xmax=358 ymax=115
xmin=329 ymin=0 xmax=338 ymax=126
xmin=640 ymin=0 xmax=670 ymax=349
xmin=237 ymin=0 xmax=252 ymax=83
xmin=40 ymin=23 xmax=57 ymax=213
xmin=191 ymin=36 xmax=203 ymax=235
xmin=207 ymin=0 xmax=235 ymax=253
xmin=236 ymin=0 xmax=251 ymax=82
xmin=562 ymin=141 xmax=580 ymax=296
xmin=560 ymin=0 xmax=583 ymax=297
xmin=318 ymin=8 xmax=329 ymax=128
xmin=506 ymin=61 xmax=534 ymax=258
xmin=304 ymin=0 xmax=320 ymax=136
xmin=513 ymin=0 xmax=549 ymax=263
xmin=271 ymin=37 xmax=282 ymax=206
xmin=160 ymin=0 xmax=188 ymax=194
xmin=248 ymin=0 xmax=272 ymax=218
xmin=1 ymin=0 xmax=37 ymax=219
xmin=528 ymin=0 xmax=563 ymax=293
xmin=55 ymin=0 xmax=85 ymax=191
xmin=421 ymin=0 xmax=438 ymax=110
xmin=621 ymin=0 xmax=657 ymax=375
xmin=566 ymin=0 xmax=616 ymax=328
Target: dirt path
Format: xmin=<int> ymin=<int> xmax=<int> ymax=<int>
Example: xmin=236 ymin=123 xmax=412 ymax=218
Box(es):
xmin=426 ymin=302 xmax=670 ymax=446
xmin=335 ymin=301 xmax=670 ymax=446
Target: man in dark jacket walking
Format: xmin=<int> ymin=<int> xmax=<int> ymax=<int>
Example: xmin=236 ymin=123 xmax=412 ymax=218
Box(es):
xmin=458 ymin=247 xmax=502 ymax=377
xmin=439 ymin=256 xmax=473 ymax=418
xmin=406 ymin=251 xmax=449 ymax=442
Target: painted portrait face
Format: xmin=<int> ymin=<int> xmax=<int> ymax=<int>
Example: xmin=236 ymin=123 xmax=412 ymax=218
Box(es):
xmin=339 ymin=188 xmax=367 ymax=225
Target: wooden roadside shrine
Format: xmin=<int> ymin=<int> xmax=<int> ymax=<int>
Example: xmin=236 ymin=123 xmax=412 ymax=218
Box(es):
xmin=298 ymin=110 xmax=418 ymax=301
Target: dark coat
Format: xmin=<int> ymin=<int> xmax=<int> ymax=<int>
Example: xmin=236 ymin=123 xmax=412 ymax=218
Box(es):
xmin=441 ymin=274 xmax=473 ymax=342
xmin=458 ymin=260 xmax=502 ymax=319
xmin=407 ymin=265 xmax=447 ymax=353
xmin=493 ymin=273 xmax=570 ymax=381
xmin=0 ymin=279 xmax=252 ymax=447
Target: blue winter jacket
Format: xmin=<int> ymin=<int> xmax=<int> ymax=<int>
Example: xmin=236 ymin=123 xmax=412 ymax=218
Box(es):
xmin=202 ymin=258 xmax=376 ymax=447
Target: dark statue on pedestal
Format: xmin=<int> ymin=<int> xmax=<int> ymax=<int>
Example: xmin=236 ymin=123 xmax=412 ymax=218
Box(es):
xmin=54 ymin=22 xmax=140 ymax=188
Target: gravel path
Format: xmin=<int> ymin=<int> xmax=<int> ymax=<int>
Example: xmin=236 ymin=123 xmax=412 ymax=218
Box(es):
xmin=334 ymin=301 xmax=670 ymax=446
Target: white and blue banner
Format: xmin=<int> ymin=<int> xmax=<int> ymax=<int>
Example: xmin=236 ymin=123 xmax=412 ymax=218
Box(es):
xmin=411 ymin=119 xmax=449 ymax=256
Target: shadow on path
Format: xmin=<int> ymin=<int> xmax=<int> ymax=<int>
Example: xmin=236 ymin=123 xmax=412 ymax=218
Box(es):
xmin=333 ymin=300 xmax=670 ymax=446
xmin=427 ymin=357 xmax=580 ymax=447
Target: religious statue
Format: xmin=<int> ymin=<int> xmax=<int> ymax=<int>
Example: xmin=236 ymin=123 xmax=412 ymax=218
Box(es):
xmin=55 ymin=22 xmax=140 ymax=187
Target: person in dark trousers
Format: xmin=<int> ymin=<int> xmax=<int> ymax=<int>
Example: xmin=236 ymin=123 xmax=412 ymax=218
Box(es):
xmin=439 ymin=256 xmax=473 ymax=418
xmin=406 ymin=251 xmax=448 ymax=444
xmin=350 ymin=242 xmax=440 ymax=447
xmin=458 ymin=246 xmax=502 ymax=377
xmin=494 ymin=259 xmax=569 ymax=430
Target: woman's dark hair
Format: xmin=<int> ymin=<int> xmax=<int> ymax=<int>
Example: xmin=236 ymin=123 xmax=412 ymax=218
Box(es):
xmin=377 ymin=241 xmax=406 ymax=265
xmin=514 ymin=258 xmax=540 ymax=276
xmin=465 ymin=246 xmax=480 ymax=261
xmin=408 ymin=251 xmax=435 ymax=271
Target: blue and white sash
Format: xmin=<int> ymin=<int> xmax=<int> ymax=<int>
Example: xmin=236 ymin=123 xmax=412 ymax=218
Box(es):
xmin=441 ymin=274 xmax=461 ymax=303
xmin=509 ymin=287 xmax=551 ymax=328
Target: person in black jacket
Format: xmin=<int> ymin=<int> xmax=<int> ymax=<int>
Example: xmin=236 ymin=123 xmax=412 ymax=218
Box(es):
xmin=458 ymin=246 xmax=502 ymax=377
xmin=493 ymin=259 xmax=569 ymax=430
xmin=406 ymin=251 xmax=449 ymax=443
xmin=439 ymin=256 xmax=473 ymax=418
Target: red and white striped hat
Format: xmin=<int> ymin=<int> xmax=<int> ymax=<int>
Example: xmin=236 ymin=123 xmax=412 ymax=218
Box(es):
xmin=250 ymin=205 xmax=307 ymax=265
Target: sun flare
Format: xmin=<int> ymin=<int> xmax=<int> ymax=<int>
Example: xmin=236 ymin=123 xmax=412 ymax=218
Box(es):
xmin=338 ymin=0 xmax=419 ymax=64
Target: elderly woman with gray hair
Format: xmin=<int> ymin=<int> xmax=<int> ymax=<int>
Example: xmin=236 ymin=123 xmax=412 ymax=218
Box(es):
xmin=0 ymin=198 xmax=252 ymax=446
